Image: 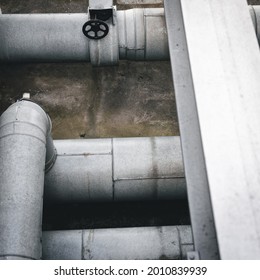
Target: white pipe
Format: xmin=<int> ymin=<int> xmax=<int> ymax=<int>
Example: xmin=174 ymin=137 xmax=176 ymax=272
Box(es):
xmin=44 ymin=137 xmax=186 ymax=203
xmin=0 ymin=14 xmax=90 ymax=62
xmin=42 ymin=226 xmax=193 ymax=260
xmin=0 ymin=100 xmax=55 ymax=260
xmin=118 ymin=8 xmax=169 ymax=60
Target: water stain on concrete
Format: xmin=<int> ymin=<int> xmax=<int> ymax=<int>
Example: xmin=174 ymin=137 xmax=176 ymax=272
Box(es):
xmin=0 ymin=61 xmax=179 ymax=139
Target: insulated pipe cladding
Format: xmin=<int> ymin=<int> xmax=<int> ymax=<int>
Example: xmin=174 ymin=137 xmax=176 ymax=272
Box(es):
xmin=0 ymin=100 xmax=56 ymax=260
xmin=0 ymin=6 xmax=259 ymax=65
xmin=44 ymin=137 xmax=186 ymax=203
xmin=42 ymin=226 xmax=193 ymax=260
xmin=0 ymin=9 xmax=167 ymax=64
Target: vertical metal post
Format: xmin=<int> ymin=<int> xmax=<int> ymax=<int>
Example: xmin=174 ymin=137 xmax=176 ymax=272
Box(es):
xmin=164 ymin=0 xmax=219 ymax=259
xmin=180 ymin=0 xmax=260 ymax=259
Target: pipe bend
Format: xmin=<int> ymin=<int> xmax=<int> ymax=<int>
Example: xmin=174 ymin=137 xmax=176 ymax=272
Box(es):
xmin=0 ymin=100 xmax=57 ymax=171
xmin=0 ymin=99 xmax=56 ymax=260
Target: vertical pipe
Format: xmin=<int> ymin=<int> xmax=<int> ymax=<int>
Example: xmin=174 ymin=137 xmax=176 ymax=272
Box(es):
xmin=0 ymin=100 xmax=53 ymax=260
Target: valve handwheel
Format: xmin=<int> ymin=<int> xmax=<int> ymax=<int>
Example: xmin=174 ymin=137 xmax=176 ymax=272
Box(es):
xmin=82 ymin=20 xmax=109 ymax=40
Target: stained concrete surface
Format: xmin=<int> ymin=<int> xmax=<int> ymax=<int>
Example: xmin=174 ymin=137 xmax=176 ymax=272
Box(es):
xmin=0 ymin=62 xmax=178 ymax=139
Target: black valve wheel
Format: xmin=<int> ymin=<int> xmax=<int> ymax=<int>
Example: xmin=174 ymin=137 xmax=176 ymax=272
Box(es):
xmin=82 ymin=20 xmax=109 ymax=40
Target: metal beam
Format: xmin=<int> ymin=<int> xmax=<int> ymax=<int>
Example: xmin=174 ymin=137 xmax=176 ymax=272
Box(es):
xmin=180 ymin=0 xmax=260 ymax=259
xmin=164 ymin=0 xmax=219 ymax=260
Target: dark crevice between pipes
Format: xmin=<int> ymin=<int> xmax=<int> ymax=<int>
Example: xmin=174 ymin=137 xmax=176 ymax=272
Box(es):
xmin=42 ymin=200 xmax=190 ymax=231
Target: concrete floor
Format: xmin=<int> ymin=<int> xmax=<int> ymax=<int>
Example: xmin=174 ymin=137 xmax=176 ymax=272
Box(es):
xmin=0 ymin=62 xmax=178 ymax=139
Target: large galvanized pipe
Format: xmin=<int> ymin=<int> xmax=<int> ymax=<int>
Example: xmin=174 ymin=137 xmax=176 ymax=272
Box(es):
xmin=44 ymin=136 xmax=186 ymax=203
xmin=0 ymin=13 xmax=90 ymax=62
xmin=42 ymin=225 xmax=193 ymax=260
xmin=0 ymin=100 xmax=55 ymax=260
xmin=45 ymin=115 xmax=57 ymax=172
xmin=118 ymin=8 xmax=169 ymax=60
xmin=0 ymin=6 xmax=259 ymax=64
xmin=0 ymin=9 xmax=166 ymax=63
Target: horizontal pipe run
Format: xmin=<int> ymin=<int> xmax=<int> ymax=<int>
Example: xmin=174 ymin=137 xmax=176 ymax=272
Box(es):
xmin=44 ymin=136 xmax=186 ymax=203
xmin=0 ymin=13 xmax=90 ymax=62
xmin=118 ymin=8 xmax=169 ymax=60
xmin=0 ymin=100 xmax=55 ymax=260
xmin=42 ymin=225 xmax=193 ymax=260
xmin=0 ymin=6 xmax=259 ymax=64
xmin=0 ymin=10 xmax=167 ymax=63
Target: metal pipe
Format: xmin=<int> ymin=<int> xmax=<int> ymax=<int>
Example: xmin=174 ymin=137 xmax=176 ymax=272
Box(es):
xmin=44 ymin=136 xmax=186 ymax=203
xmin=0 ymin=13 xmax=90 ymax=62
xmin=117 ymin=8 xmax=169 ymax=60
xmin=0 ymin=100 xmax=55 ymax=260
xmin=42 ymin=226 xmax=193 ymax=260
xmin=0 ymin=6 xmax=258 ymax=64
xmin=0 ymin=9 xmax=168 ymax=63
